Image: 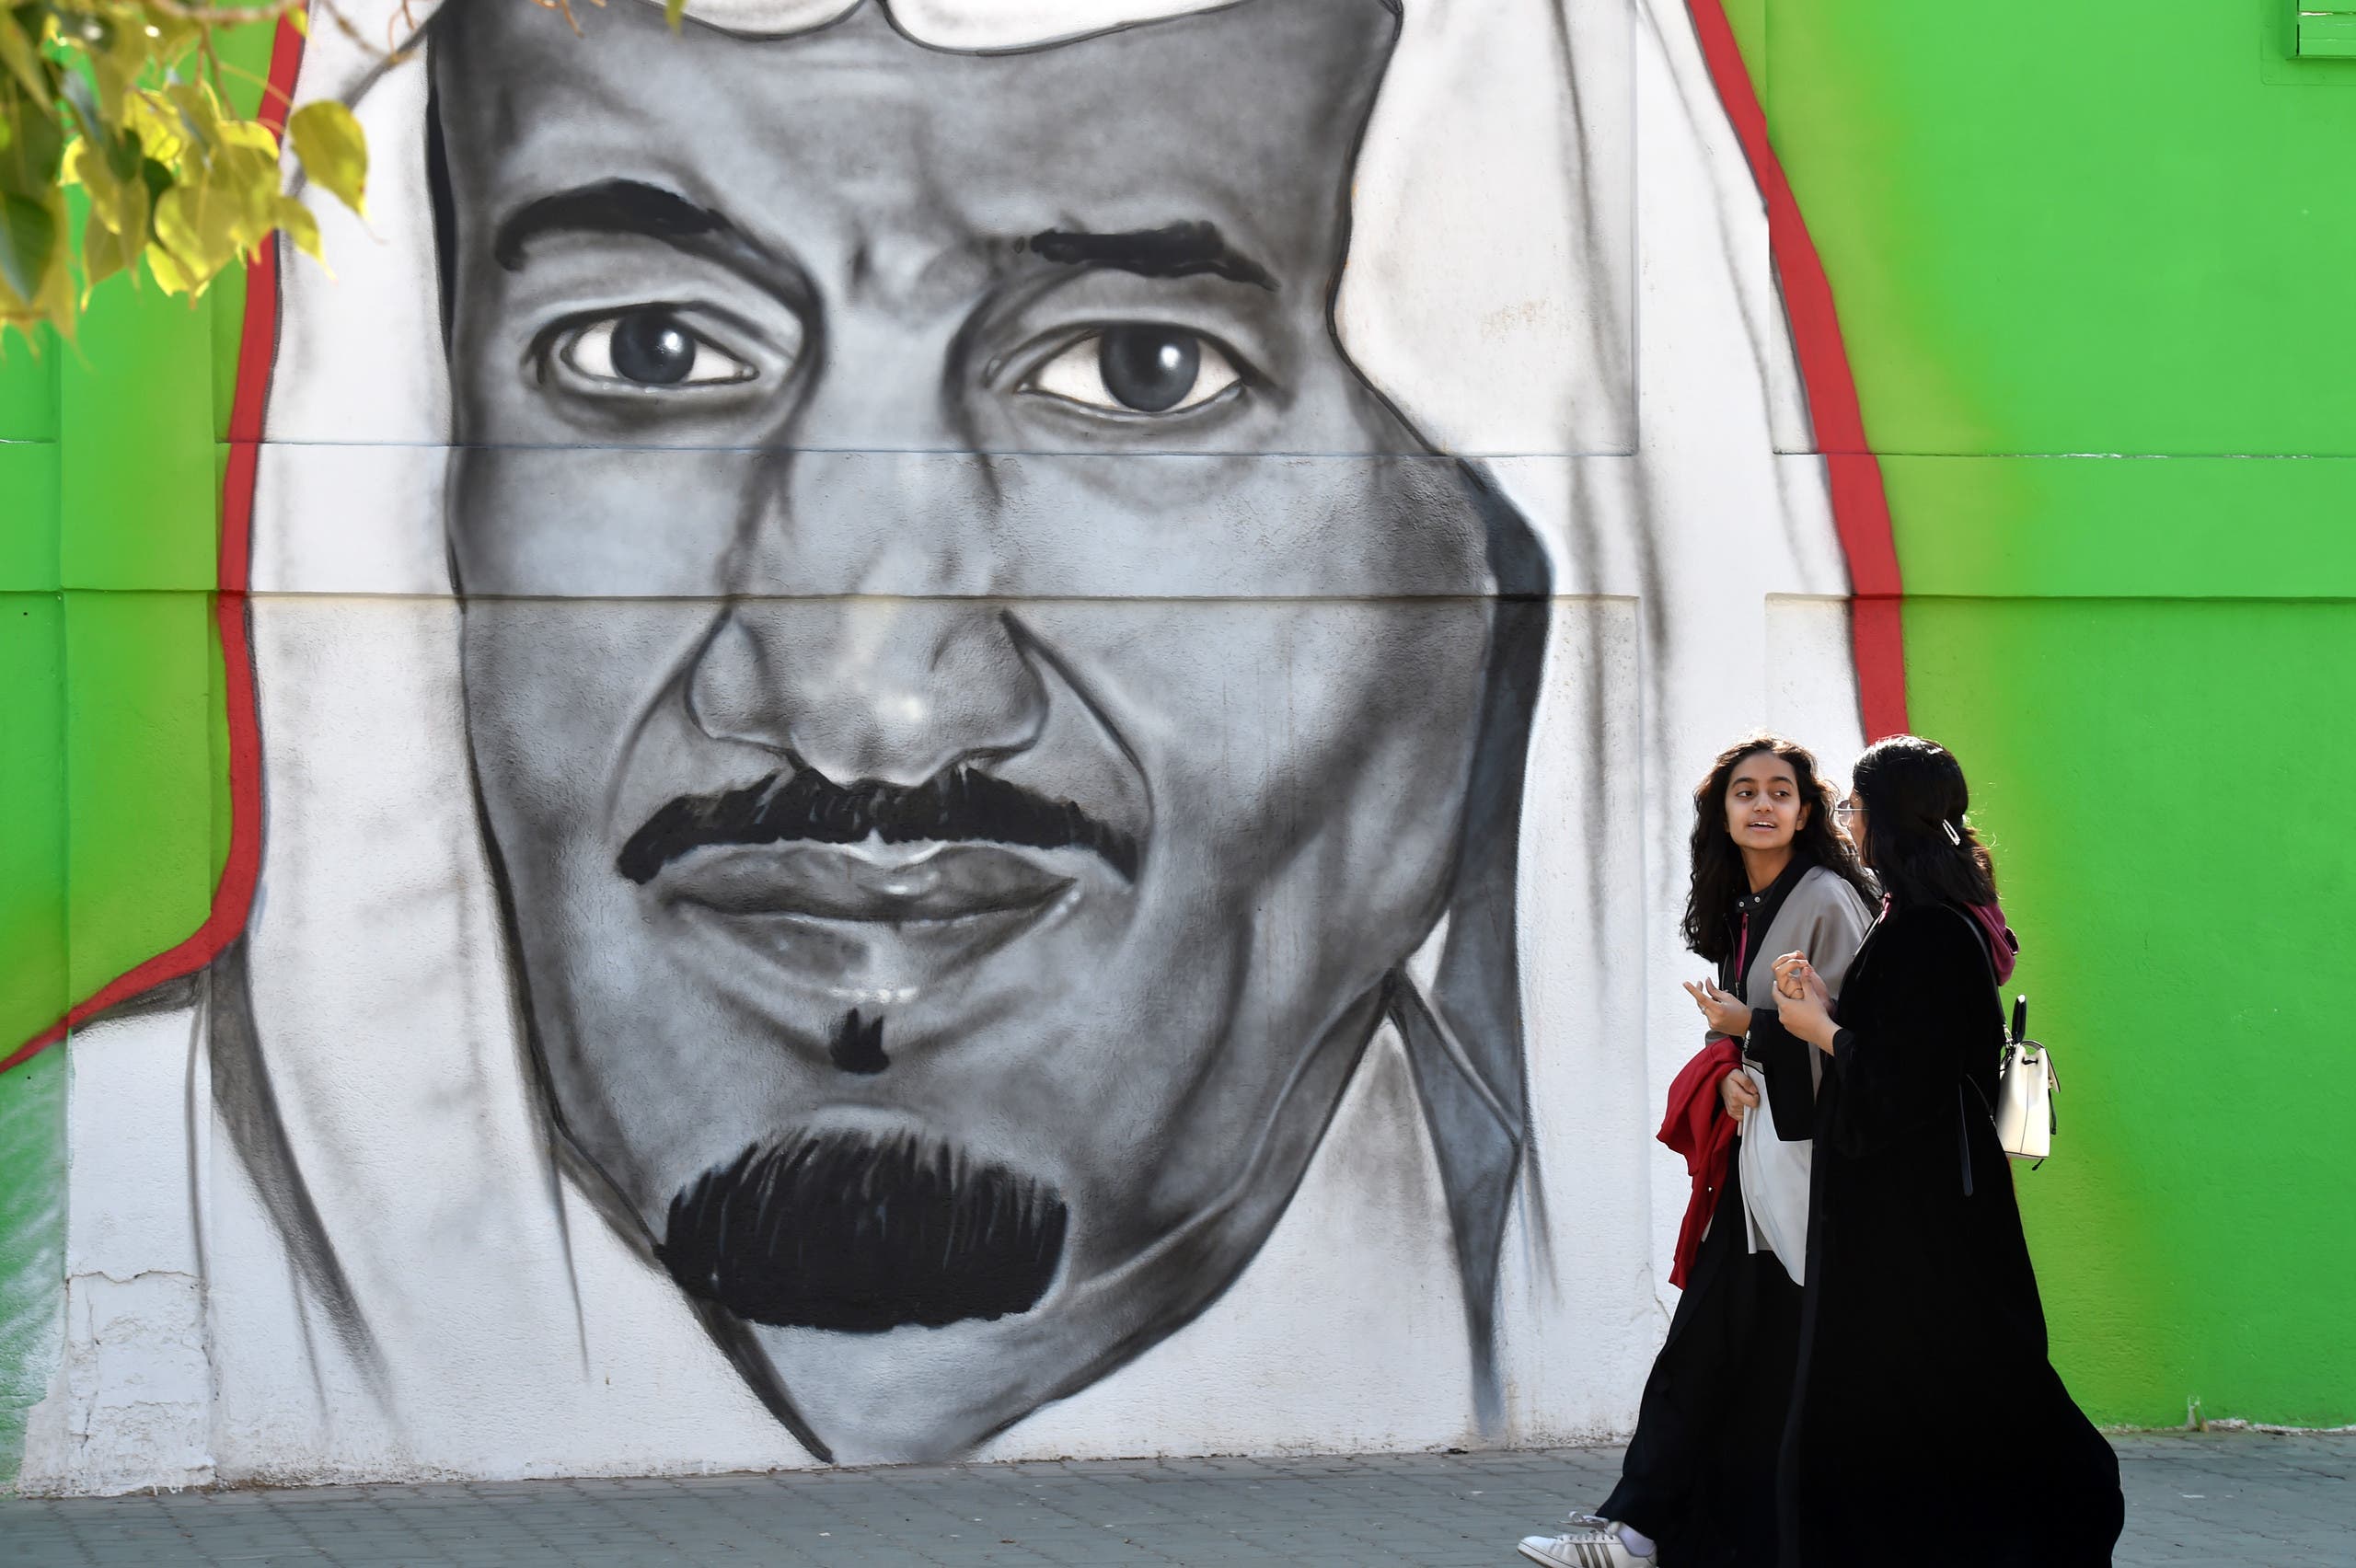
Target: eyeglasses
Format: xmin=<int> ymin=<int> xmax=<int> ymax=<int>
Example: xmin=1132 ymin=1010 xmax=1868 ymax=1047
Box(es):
xmin=1834 ymin=802 xmax=1864 ymax=821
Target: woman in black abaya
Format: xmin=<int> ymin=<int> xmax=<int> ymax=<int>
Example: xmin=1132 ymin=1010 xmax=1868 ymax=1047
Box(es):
xmin=1771 ymin=736 xmax=2123 ymax=1568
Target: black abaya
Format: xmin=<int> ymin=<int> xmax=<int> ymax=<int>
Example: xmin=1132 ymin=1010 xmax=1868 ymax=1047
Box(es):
xmin=1604 ymin=1147 xmax=1799 ymax=1567
xmin=1783 ymin=904 xmax=2123 ymax=1568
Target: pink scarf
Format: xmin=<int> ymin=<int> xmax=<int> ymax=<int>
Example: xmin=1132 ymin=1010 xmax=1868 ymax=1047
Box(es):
xmin=1878 ymin=896 xmax=2020 ymax=985
xmin=1966 ymin=901 xmax=2020 ymax=984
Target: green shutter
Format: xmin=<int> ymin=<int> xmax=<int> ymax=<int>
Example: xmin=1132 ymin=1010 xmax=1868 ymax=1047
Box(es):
xmin=2298 ymin=6 xmax=2356 ymax=58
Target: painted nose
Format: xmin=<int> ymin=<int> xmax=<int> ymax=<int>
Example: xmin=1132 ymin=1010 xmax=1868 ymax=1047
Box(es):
xmin=684 ymin=452 xmax=1048 ymax=787
xmin=687 ymin=597 xmax=1048 ymax=787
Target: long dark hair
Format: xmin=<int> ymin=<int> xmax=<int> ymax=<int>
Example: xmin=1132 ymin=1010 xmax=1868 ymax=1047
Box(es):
xmin=1849 ymin=734 xmax=1998 ymax=910
xmin=1680 ymin=732 xmax=1874 ymax=963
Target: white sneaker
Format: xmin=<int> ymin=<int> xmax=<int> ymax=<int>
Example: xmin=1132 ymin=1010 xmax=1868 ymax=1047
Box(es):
xmin=1515 ymin=1516 xmax=1654 ymax=1567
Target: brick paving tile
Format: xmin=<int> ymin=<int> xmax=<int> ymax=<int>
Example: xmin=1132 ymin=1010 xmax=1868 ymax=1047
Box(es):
xmin=3 ymin=1434 xmax=2347 ymax=1565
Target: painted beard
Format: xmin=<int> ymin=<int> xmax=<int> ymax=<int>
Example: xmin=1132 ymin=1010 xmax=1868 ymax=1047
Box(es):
xmin=655 ymin=1127 xmax=1070 ymax=1333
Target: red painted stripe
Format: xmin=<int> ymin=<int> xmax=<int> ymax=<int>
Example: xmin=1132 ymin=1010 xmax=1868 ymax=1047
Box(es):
xmin=1684 ymin=0 xmax=1911 ymax=741
xmin=2 ymin=17 xmax=305 ymax=1076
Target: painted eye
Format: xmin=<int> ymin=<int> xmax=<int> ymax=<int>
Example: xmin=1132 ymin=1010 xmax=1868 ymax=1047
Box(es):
xmin=560 ymin=308 xmax=757 ymax=388
xmin=1025 ymin=326 xmax=1242 ymax=414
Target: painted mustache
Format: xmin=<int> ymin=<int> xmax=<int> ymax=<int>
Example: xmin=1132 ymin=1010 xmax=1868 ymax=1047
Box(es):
xmin=617 ymin=767 xmax=1139 ymax=884
xmin=655 ymin=1131 xmax=1069 ymax=1332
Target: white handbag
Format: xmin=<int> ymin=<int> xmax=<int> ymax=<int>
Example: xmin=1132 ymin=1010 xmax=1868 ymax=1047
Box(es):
xmin=1992 ymin=995 xmax=2057 ymax=1162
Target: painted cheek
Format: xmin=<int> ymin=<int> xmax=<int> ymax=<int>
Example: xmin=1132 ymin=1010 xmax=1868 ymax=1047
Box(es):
xmin=453 ymin=450 xmax=747 ymax=597
xmin=461 ymin=618 xmax=621 ymax=816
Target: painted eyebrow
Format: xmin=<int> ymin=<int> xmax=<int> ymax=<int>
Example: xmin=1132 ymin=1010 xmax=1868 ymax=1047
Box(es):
xmin=492 ymin=179 xmax=739 ymax=271
xmin=1023 ymin=221 xmax=1276 ymax=292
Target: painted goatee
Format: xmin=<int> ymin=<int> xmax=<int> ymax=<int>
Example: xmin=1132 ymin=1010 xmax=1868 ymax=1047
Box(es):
xmin=656 ymin=1131 xmax=1068 ymax=1332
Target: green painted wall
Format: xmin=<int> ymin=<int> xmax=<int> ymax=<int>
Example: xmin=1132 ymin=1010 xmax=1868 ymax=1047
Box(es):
xmin=1735 ymin=0 xmax=2356 ymax=1424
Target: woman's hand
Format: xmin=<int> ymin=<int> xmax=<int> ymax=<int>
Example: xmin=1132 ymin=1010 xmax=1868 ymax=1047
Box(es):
xmin=1683 ymin=978 xmax=1752 ymax=1038
xmin=1771 ymin=951 xmax=1818 ymax=1000
xmin=1719 ymin=1069 xmax=1761 ymax=1122
xmin=1772 ymin=955 xmax=1841 ymax=1053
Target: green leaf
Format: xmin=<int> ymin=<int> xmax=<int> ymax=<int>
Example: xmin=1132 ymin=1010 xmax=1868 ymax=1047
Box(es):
xmin=58 ymin=12 xmax=114 ymax=52
xmin=0 ymin=80 xmax=64 ymax=196
xmin=87 ymin=8 xmax=156 ymax=120
xmin=106 ymin=124 xmax=140 ymax=186
xmin=0 ymin=189 xmax=55 ymax=303
xmin=0 ymin=12 xmax=47 ymax=104
xmin=287 ymin=99 xmax=364 ymax=216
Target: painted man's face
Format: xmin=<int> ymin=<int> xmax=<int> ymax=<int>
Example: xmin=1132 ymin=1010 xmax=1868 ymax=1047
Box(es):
xmin=433 ymin=0 xmax=1504 ymax=1459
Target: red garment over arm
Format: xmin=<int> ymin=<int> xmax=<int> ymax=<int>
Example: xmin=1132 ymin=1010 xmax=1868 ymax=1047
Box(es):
xmin=1659 ymin=1037 xmax=1744 ymax=1289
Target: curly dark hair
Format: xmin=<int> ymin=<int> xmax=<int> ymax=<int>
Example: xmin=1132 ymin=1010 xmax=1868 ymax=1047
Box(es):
xmin=1849 ymin=734 xmax=1997 ymax=910
xmin=1680 ymin=732 xmax=1876 ymax=963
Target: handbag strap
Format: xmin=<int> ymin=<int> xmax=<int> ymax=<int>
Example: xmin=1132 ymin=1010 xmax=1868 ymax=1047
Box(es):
xmin=1934 ymin=902 xmax=2009 ymax=1024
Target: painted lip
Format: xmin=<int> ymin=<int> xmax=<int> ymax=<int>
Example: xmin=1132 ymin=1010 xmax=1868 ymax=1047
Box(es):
xmin=653 ymin=839 xmax=1080 ymax=995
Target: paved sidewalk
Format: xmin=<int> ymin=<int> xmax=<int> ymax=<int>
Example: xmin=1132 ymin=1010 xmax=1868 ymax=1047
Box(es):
xmin=3 ymin=1433 xmax=2347 ymax=1566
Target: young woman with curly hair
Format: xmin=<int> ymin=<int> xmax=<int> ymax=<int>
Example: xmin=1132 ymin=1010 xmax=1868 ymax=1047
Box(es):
xmin=1523 ymin=732 xmax=1875 ymax=1568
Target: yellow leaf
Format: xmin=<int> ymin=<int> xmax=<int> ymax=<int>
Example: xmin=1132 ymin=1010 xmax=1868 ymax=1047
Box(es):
xmin=145 ymin=242 xmax=195 ymax=296
xmin=287 ymin=100 xmax=365 ymax=217
xmin=214 ymin=144 xmax=283 ymax=255
xmin=154 ymin=181 xmax=239 ymax=286
xmin=166 ymin=82 xmax=225 ymax=151
xmin=80 ymin=203 xmax=133 ymax=298
xmin=272 ymin=196 xmax=322 ymax=262
xmin=102 ymin=167 xmax=148 ymax=245
xmin=218 ymin=119 xmax=280 ymax=158
xmin=64 ymin=136 xmax=146 ymax=248
xmin=125 ymin=95 xmax=187 ymax=167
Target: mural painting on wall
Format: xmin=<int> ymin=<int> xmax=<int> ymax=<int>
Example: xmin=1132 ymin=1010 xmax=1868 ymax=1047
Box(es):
xmin=422 ymin=0 xmax=1551 ymax=1459
xmin=16 ymin=0 xmax=1892 ymax=1483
